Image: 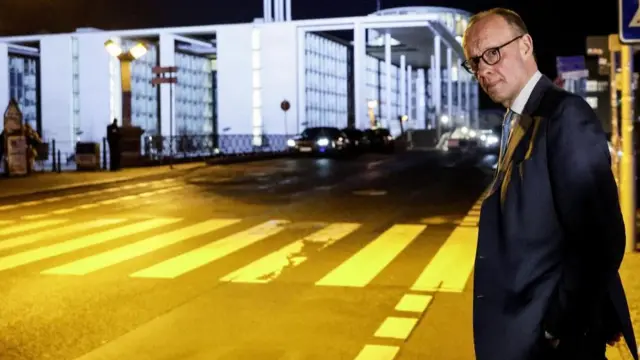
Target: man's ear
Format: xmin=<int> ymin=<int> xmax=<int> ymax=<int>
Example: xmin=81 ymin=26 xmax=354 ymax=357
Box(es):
xmin=520 ymin=34 xmax=534 ymax=58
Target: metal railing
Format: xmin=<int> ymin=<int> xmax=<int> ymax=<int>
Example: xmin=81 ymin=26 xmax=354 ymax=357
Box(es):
xmin=143 ymin=134 xmax=289 ymax=161
xmin=0 ymin=134 xmax=292 ymax=174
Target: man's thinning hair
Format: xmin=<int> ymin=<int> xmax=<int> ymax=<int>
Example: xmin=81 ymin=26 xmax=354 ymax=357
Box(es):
xmin=466 ymin=8 xmax=529 ymax=38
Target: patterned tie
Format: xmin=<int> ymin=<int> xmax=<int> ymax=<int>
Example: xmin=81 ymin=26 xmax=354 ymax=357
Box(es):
xmin=491 ymin=109 xmax=515 ymax=193
xmin=500 ymin=109 xmax=514 ymax=157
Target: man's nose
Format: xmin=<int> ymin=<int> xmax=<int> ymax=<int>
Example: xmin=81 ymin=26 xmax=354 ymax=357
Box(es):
xmin=476 ymin=63 xmax=494 ymax=84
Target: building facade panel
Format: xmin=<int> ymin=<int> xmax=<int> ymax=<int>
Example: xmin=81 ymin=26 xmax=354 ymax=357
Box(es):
xmin=260 ymin=22 xmax=298 ymax=143
xmin=39 ymin=36 xmax=75 ymax=156
xmin=304 ymin=32 xmax=349 ymax=129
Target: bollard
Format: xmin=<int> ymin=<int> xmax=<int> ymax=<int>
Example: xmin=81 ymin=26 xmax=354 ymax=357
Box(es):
xmin=51 ymin=139 xmax=57 ymax=172
xmin=102 ymin=137 xmax=107 ymax=170
xmin=57 ymin=150 xmax=61 ymax=173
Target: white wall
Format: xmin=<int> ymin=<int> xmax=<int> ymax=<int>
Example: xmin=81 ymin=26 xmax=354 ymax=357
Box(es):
xmin=159 ymin=33 xmax=175 ymax=138
xmin=216 ymin=24 xmax=253 ymax=135
xmin=40 ymin=36 xmax=74 ymax=155
xmin=77 ymin=34 xmax=112 ymax=143
xmin=260 ymin=22 xmax=298 ymax=136
xmin=0 ymin=44 xmax=9 ymax=109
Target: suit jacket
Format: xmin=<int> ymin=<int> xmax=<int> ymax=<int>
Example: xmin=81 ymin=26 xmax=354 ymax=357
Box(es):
xmin=473 ymin=75 xmax=638 ymax=360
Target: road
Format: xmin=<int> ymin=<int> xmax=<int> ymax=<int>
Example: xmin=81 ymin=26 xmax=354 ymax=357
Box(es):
xmin=0 ymin=152 xmax=491 ymax=360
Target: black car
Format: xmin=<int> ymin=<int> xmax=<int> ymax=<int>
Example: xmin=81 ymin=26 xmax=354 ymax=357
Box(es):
xmin=287 ymin=127 xmax=350 ymax=157
xmin=364 ymin=128 xmax=395 ymax=153
xmin=341 ymin=127 xmax=368 ymax=154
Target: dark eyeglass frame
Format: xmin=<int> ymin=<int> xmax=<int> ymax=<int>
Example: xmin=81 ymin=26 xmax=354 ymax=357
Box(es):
xmin=461 ymin=34 xmax=526 ymax=75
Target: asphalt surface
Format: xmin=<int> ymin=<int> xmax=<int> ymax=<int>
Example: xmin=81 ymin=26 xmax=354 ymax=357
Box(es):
xmin=0 ymin=151 xmax=493 ymax=360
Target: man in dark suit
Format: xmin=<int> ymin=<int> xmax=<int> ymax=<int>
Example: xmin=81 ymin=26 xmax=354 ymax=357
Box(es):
xmin=461 ymin=8 xmax=638 ymax=360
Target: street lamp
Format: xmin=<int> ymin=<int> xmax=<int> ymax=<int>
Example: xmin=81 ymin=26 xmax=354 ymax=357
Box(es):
xmin=104 ymin=39 xmax=148 ymax=127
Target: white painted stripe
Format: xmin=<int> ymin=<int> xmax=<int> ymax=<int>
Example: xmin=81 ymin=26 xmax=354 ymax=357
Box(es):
xmin=374 ymin=316 xmax=419 ymax=340
xmin=315 ymin=224 xmax=426 ymax=288
xmin=0 ymin=218 xmax=179 ymax=272
xmin=21 ymin=214 xmax=48 ymax=220
xmin=0 ymin=219 xmax=67 ymax=236
xmin=130 ymin=220 xmax=288 ymax=279
xmin=0 ymin=219 xmax=125 ymax=251
xmin=42 ymin=218 xmax=239 ymax=275
xmin=220 ymin=223 xmax=361 ymax=283
xmin=411 ymin=226 xmax=478 ymax=292
xmin=353 ymin=345 xmax=399 ymax=360
xmin=394 ymin=294 xmax=433 ymax=313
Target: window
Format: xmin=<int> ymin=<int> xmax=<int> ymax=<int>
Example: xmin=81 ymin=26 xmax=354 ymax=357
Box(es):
xmin=585 ymin=96 xmax=598 ymax=109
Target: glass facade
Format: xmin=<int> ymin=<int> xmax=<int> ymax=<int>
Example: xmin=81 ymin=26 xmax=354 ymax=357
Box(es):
xmin=123 ymin=39 xmax=159 ymax=136
xmin=364 ymin=55 xmax=401 ymax=128
xmin=304 ymin=33 xmax=349 ymax=128
xmin=8 ymin=54 xmax=39 ymax=132
xmin=72 ymin=37 xmax=80 ymax=140
xmin=174 ymin=52 xmax=214 ymax=135
xmin=252 ymin=28 xmax=262 ymax=146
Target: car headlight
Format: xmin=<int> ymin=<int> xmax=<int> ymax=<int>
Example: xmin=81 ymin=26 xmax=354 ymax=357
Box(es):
xmin=287 ymin=139 xmax=296 ymax=147
xmin=485 ymin=135 xmax=499 ymax=145
xmin=316 ymin=138 xmax=329 ymax=146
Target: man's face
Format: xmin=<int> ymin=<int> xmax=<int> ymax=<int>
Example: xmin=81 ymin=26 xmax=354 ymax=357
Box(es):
xmin=463 ymin=15 xmax=530 ymax=106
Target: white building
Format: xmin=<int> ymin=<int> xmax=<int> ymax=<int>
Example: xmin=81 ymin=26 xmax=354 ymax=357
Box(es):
xmin=0 ymin=5 xmax=479 ymax=155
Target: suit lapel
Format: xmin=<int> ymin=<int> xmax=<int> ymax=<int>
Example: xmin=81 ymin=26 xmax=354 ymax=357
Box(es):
xmin=487 ymin=113 xmax=533 ymax=199
xmin=485 ymin=75 xmax=555 ymax=201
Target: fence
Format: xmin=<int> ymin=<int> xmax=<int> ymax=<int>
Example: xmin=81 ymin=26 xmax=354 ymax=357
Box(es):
xmin=22 ymin=133 xmax=291 ymax=173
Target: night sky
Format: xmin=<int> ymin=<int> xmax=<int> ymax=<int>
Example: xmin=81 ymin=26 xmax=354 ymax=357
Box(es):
xmin=0 ymin=0 xmax=618 ymax=109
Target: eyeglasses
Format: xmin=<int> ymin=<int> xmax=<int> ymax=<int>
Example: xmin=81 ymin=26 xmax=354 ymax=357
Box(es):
xmin=461 ymin=34 xmax=526 ymax=74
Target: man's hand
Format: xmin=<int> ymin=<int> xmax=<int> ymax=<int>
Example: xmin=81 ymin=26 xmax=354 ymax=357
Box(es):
xmin=607 ymin=332 xmax=622 ymax=346
xmin=545 ymin=331 xmax=560 ymax=348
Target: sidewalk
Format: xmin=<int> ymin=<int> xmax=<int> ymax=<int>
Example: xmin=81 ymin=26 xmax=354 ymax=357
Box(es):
xmin=609 ymin=218 xmax=640 ymax=360
xmin=0 ymin=162 xmax=206 ymax=198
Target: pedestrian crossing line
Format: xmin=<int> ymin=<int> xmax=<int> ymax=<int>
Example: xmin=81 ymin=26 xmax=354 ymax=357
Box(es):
xmin=315 ymin=224 xmax=426 ymax=288
xmin=20 ymin=185 xmax=185 ymax=220
xmin=0 ymin=219 xmax=68 ymax=236
xmin=220 ymin=222 xmax=361 ymax=284
xmin=374 ymin=316 xmax=419 ymax=340
xmin=0 ymin=218 xmax=180 ymax=272
xmin=130 ymin=220 xmax=289 ymax=279
xmin=410 ymin=224 xmax=478 ymax=293
xmin=0 ymin=219 xmax=125 ymax=252
xmin=41 ymin=219 xmax=240 ymax=276
xmin=353 ymin=344 xmax=399 ymax=360
xmin=394 ymin=294 xmax=433 ymax=313
xmin=0 ymin=179 xmax=177 ymax=211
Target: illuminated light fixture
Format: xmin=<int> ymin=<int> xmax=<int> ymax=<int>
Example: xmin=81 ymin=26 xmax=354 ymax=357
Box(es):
xmin=129 ymin=43 xmax=148 ymax=59
xmin=104 ymin=39 xmax=123 ymax=57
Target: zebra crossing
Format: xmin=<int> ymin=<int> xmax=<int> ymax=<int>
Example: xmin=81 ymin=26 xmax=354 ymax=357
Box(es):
xmin=0 ymin=199 xmax=482 ymax=290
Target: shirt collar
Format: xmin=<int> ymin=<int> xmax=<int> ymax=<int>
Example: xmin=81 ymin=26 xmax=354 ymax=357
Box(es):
xmin=509 ymin=70 xmax=542 ymax=115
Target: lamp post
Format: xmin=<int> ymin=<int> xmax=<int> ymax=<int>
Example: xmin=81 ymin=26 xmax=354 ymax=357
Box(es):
xmin=104 ymin=39 xmax=148 ymax=127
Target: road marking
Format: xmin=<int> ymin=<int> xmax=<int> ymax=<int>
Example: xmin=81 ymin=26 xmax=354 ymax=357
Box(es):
xmin=374 ymin=316 xmax=419 ymax=340
xmin=0 ymin=219 xmax=68 ymax=236
xmin=0 ymin=218 xmax=179 ymax=272
xmin=411 ymin=224 xmax=478 ymax=293
xmin=130 ymin=220 xmax=288 ymax=279
xmin=353 ymin=345 xmax=399 ymax=360
xmin=42 ymin=218 xmax=239 ymax=275
xmin=0 ymin=179 xmax=177 ymax=211
xmin=315 ymin=224 xmax=426 ymax=288
xmin=220 ymin=223 xmax=361 ymax=283
xmin=0 ymin=219 xmax=125 ymax=251
xmin=21 ymin=185 xmax=184 ymax=219
xmin=395 ymin=294 xmax=433 ymax=313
